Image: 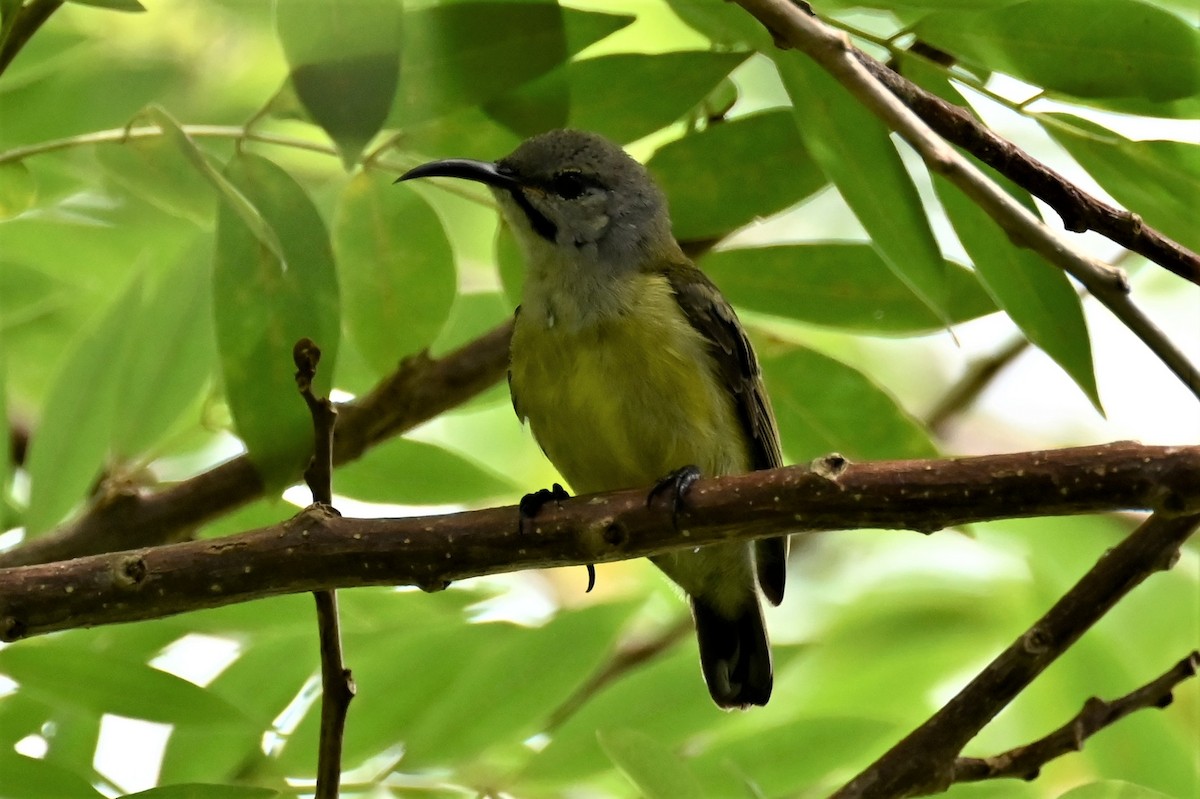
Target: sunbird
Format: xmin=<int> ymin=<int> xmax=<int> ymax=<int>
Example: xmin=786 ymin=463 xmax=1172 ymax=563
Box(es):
xmin=399 ymin=129 xmax=787 ymax=708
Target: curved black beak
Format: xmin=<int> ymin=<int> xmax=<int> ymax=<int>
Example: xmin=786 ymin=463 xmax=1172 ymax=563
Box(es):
xmin=395 ymin=158 xmax=518 ymax=190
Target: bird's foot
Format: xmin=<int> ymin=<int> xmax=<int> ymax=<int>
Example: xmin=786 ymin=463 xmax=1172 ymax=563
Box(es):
xmin=647 ymin=465 xmax=702 ymax=530
xmin=518 ymin=483 xmax=596 ymax=592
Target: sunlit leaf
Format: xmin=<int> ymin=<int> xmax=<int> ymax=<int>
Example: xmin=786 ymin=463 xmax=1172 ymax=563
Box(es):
xmin=1044 ymin=115 xmax=1200 ymax=254
xmin=123 ymin=785 xmax=279 ymax=799
xmin=212 ymin=153 xmax=340 ymax=490
xmin=598 ymin=728 xmax=705 ymax=799
xmin=774 ymin=53 xmax=951 ymax=326
xmin=95 ymin=135 xmax=215 ymax=226
xmin=915 ymin=0 xmax=1200 ymax=102
xmin=0 ymin=161 xmax=36 ymax=219
xmin=761 ymin=346 xmax=937 ymax=461
xmin=0 ymin=752 xmax=103 ymax=799
xmin=111 ymin=242 xmax=216 ymax=459
xmin=334 ymin=436 xmax=515 ymax=505
xmin=334 ymin=173 xmax=456 ymax=377
xmin=276 ymin=0 xmax=401 ymax=167
xmin=1056 ymin=781 xmax=1176 ymax=799
xmin=701 ymin=244 xmax=995 ymax=334
xmin=647 ymin=110 xmax=827 ymax=241
xmin=23 ymin=276 xmax=143 ymax=534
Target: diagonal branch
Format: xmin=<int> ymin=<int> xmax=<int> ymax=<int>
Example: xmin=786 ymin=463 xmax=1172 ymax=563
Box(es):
xmin=949 ymin=650 xmax=1200 ymax=787
xmin=0 ymin=321 xmax=512 ymax=570
xmin=0 ymin=442 xmax=1196 ymax=640
xmin=732 ymin=0 xmax=1200 ymax=401
xmin=851 ymin=53 xmax=1200 ymax=287
xmin=831 ymin=511 xmax=1200 ymax=798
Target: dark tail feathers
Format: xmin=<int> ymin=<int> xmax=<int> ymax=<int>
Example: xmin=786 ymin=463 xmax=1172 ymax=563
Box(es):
xmin=691 ymin=597 xmax=772 ymax=709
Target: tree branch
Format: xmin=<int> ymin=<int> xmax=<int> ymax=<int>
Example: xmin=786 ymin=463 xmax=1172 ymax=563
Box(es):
xmin=294 ymin=338 xmax=353 ymax=799
xmin=852 ymin=53 xmax=1200 ymax=287
xmin=0 ymin=442 xmax=1195 ymax=640
xmin=732 ymin=0 xmax=1200 ymax=401
xmin=948 ymin=650 xmax=1200 ymax=787
xmin=832 ymin=511 xmax=1200 ymax=798
xmin=0 ymin=321 xmax=512 ymax=569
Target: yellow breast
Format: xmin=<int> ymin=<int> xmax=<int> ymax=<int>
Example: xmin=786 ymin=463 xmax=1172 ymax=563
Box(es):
xmin=509 ymin=274 xmax=750 ymax=495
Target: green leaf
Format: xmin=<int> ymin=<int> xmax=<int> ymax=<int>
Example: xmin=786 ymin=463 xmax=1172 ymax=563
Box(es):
xmin=212 ymin=153 xmax=340 ymax=490
xmin=1044 ymin=115 xmax=1200 ymax=255
xmin=276 ymin=0 xmax=401 ymax=167
xmin=23 ymin=276 xmax=143 ymax=534
xmin=0 ymin=646 xmax=249 ymax=726
xmin=111 ymin=242 xmax=216 ymax=459
xmin=899 ymin=61 xmax=1099 ymax=411
xmin=65 ymin=0 xmax=145 ymax=11
xmin=1056 ymin=781 xmax=1176 ymax=799
xmin=598 ymin=728 xmax=705 ymax=799
xmin=0 ymin=752 xmax=104 ymax=799
xmin=646 ymin=111 xmax=828 ymax=241
xmin=123 ymin=786 xmax=279 ymax=799
xmin=334 ymin=436 xmax=515 ymax=505
xmin=0 ymin=161 xmax=36 ymax=219
xmin=914 ymin=0 xmax=1200 ymax=103
xmin=148 ymin=106 xmax=287 ymax=266
xmin=95 ymin=135 xmax=216 ymax=226
xmin=334 ymin=173 xmax=456 ymax=377
xmin=497 ymin=51 xmax=750 ymax=145
xmin=774 ymin=54 xmax=951 ymax=326
xmin=394 ymin=3 xmax=632 ymax=125
xmin=700 ymin=244 xmax=996 ymax=334
xmin=762 ymin=346 xmax=937 ymax=461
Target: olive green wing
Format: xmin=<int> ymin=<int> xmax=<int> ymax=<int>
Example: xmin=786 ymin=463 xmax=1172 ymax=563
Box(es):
xmin=665 ymin=262 xmax=788 ymax=606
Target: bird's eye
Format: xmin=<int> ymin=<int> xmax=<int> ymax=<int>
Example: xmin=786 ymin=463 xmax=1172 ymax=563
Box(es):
xmin=549 ymin=171 xmax=589 ymax=200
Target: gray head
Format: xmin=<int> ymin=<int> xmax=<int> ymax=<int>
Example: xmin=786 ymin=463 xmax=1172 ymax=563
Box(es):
xmin=399 ymin=129 xmax=674 ymax=265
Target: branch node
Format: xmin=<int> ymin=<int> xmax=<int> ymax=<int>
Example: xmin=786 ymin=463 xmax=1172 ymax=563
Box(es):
xmin=0 ymin=616 xmax=26 ymax=642
xmin=811 ymin=452 xmax=850 ymax=481
xmin=113 ymin=554 xmax=148 ymax=590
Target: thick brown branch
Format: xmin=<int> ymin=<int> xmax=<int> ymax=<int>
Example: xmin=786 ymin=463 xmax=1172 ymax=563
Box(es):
xmin=0 ymin=321 xmax=512 ymax=570
xmin=950 ymin=651 xmax=1200 ymax=786
xmin=0 ymin=442 xmax=1195 ymax=640
xmin=832 ymin=511 xmax=1200 ymax=798
xmin=854 ymin=54 xmax=1200 ymax=286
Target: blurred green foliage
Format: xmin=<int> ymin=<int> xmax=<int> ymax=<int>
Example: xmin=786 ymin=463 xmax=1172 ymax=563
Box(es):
xmin=0 ymin=0 xmax=1197 ymax=797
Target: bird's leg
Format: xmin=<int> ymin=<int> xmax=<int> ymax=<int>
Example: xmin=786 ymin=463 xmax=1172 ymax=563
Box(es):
xmin=518 ymin=483 xmax=596 ymax=592
xmin=647 ymin=465 xmax=702 ymax=530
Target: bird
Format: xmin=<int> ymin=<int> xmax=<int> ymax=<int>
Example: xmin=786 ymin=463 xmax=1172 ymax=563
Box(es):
xmin=398 ymin=129 xmax=787 ymax=709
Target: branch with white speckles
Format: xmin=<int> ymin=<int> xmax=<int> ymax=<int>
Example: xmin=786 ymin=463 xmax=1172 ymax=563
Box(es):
xmin=0 ymin=441 xmax=1196 ymax=640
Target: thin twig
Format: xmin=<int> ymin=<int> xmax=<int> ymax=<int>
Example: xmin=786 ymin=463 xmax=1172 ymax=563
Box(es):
xmin=949 ymin=651 xmax=1200 ymax=786
xmin=831 ymin=512 xmax=1200 ymax=798
xmin=733 ymin=0 xmax=1200 ymax=402
xmin=926 ymin=335 xmax=1030 ymax=436
xmin=0 ymin=321 xmax=513 ymax=570
xmin=1 ymin=442 xmax=1197 ymax=640
xmin=294 ymin=338 xmax=353 ymax=799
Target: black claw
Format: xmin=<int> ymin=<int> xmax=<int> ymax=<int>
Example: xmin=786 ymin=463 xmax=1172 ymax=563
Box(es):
xmin=647 ymin=465 xmax=702 ymax=529
xmin=518 ymin=482 xmax=570 ymax=532
xmin=585 ymin=563 xmax=596 ymax=593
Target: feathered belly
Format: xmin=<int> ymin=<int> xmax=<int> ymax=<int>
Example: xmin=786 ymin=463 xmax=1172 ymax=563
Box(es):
xmin=509 ymin=305 xmax=750 ymax=496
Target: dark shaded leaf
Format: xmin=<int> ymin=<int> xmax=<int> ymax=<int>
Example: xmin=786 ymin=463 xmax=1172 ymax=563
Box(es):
xmin=701 ymin=244 xmax=995 ymax=334
xmin=394 ymin=3 xmax=631 ymax=125
xmin=276 ymin=0 xmax=402 ymax=166
xmin=65 ymin=0 xmax=144 ymax=11
xmin=212 ymin=153 xmax=340 ymax=490
xmin=0 ymin=752 xmax=103 ymax=799
xmin=496 ymin=51 xmax=750 ymax=145
xmin=647 ymin=111 xmax=827 ymax=241
xmin=123 ymin=786 xmax=279 ymax=799
xmin=334 ymin=173 xmax=456 ymax=377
